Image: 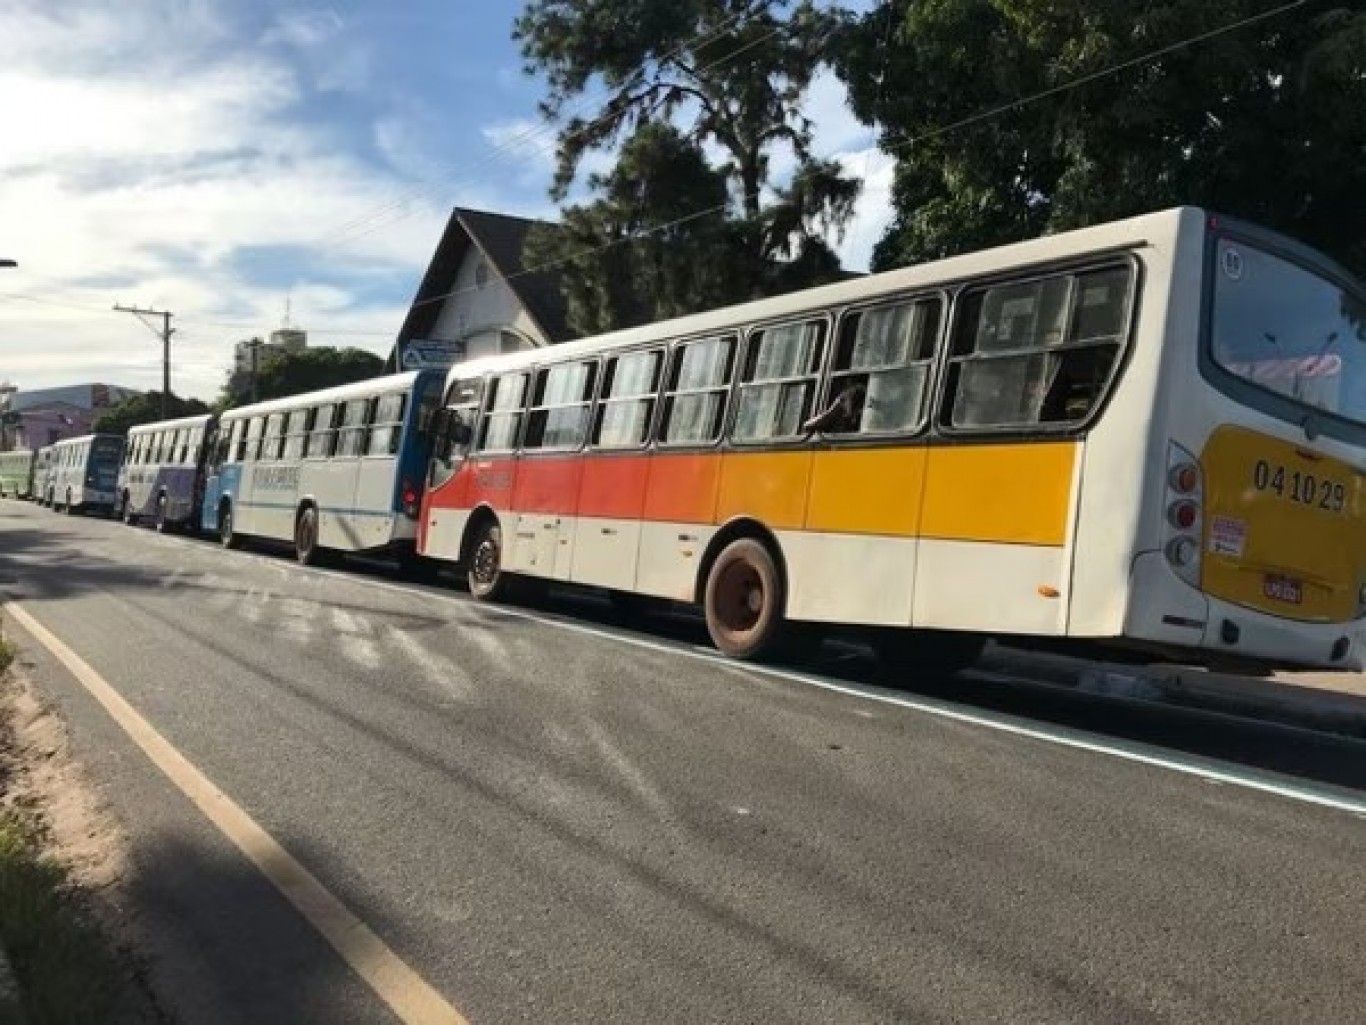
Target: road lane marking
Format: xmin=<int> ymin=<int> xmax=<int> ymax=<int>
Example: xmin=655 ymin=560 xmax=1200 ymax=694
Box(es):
xmin=288 ymin=573 xmax=1366 ymax=819
xmin=3 ymin=601 xmax=471 ymax=1025
xmin=78 ymin=517 xmax=1366 ymax=818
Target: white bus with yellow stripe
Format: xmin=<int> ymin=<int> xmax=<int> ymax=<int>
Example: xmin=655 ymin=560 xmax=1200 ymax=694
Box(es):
xmin=420 ymin=207 xmax=1366 ymax=671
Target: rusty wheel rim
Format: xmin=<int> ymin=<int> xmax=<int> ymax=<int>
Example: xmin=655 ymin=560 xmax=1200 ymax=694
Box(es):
xmin=714 ymin=559 xmax=765 ymax=642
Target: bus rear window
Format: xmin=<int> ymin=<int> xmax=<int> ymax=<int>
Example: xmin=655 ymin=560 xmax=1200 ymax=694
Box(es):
xmin=90 ymin=437 xmax=124 ymax=462
xmin=1211 ymin=239 xmax=1366 ymax=426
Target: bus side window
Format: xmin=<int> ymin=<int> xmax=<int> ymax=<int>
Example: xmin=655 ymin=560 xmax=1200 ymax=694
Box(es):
xmin=307 ymin=404 xmax=336 ymax=459
xmin=336 ymin=398 xmax=370 ymax=457
xmin=594 ymin=349 xmax=662 ymax=449
xmin=815 ymin=298 xmax=941 ymax=436
xmin=658 ymin=334 xmax=737 ymax=445
xmin=525 ymin=361 xmax=596 ymax=451
xmin=944 ymin=265 xmax=1132 ymax=430
xmin=244 ymin=417 xmax=265 ymax=461
xmin=477 ymin=374 xmax=528 ymax=453
xmin=367 ymin=393 xmax=407 ymax=457
xmin=283 ymin=408 xmax=311 ymax=460
xmin=732 ymin=319 xmax=827 ymax=443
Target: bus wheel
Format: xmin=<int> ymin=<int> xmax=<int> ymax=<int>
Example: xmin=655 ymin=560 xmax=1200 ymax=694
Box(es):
xmin=703 ymin=538 xmax=785 ymax=661
xmin=871 ymin=630 xmax=986 ymax=682
xmin=154 ymin=495 xmax=170 ymax=533
xmin=219 ymin=503 xmax=243 ymax=550
xmin=467 ymin=520 xmax=510 ymax=601
xmin=294 ymin=506 xmax=322 ymax=565
xmin=120 ymin=492 xmax=136 ymax=526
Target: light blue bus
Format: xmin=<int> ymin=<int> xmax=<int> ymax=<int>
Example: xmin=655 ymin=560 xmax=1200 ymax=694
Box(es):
xmin=117 ymin=413 xmax=218 ymax=531
xmin=200 ymin=371 xmax=444 ymax=564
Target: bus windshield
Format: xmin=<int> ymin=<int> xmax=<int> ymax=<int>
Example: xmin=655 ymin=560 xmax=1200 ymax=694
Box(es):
xmin=1210 ymin=238 xmax=1366 ymax=426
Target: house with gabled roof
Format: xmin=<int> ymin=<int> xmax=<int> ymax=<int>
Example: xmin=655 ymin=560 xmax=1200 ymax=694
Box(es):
xmin=390 ymin=207 xmax=576 ymax=370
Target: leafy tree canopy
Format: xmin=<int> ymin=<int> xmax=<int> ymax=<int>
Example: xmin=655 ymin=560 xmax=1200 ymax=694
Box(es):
xmin=515 ymin=0 xmax=861 ymax=333
xmin=217 ymin=345 xmax=386 ymax=410
xmin=92 ymin=391 xmax=210 ymax=436
xmin=837 ymin=1 xmax=1366 ymax=277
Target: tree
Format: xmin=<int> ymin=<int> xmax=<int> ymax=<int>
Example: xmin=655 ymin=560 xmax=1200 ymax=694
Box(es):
xmin=93 ymin=392 xmax=211 ymax=436
xmin=217 ymin=347 xmax=385 ymax=409
xmin=836 ymin=1 xmax=1366 ymax=278
xmin=514 ymin=0 xmax=861 ymax=332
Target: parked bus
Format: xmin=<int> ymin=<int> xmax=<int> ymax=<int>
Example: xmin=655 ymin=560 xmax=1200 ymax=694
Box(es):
xmin=31 ymin=447 xmax=53 ymax=505
xmin=418 ymin=207 xmax=1366 ymax=672
xmin=117 ymin=413 xmax=216 ymax=532
xmin=46 ymin=434 xmax=125 ymax=515
xmin=201 ymin=371 xmax=444 ymax=564
xmin=0 ymin=449 xmax=34 ymax=499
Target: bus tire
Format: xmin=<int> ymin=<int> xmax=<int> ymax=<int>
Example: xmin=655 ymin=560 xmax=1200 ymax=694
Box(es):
xmin=120 ymin=491 xmax=136 ymax=526
xmin=467 ymin=519 xmax=512 ymax=601
xmin=219 ymin=502 xmax=243 ymax=550
xmin=871 ymin=629 xmax=985 ymax=682
xmin=154 ymin=494 xmax=170 ymax=533
xmin=294 ymin=506 xmax=323 ymax=566
xmin=703 ymin=537 xmax=786 ymax=661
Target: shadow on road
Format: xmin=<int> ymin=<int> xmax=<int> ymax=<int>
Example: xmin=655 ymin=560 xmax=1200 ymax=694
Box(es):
xmin=7 ymin=501 xmax=1366 ymax=799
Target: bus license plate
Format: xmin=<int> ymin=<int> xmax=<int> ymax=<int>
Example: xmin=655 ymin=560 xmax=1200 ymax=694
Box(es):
xmin=1262 ymin=574 xmax=1304 ymax=605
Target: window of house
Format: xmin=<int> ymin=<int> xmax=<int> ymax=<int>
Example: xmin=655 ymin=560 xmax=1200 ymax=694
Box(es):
xmin=282 ymin=408 xmax=312 ymax=461
xmin=732 ymin=320 xmax=827 ymax=443
xmin=525 ymin=361 xmax=597 ymax=451
xmin=307 ymin=404 xmax=336 ymax=459
xmin=335 ymin=398 xmax=371 ymax=457
xmin=366 ymin=393 xmax=408 ymax=456
xmin=817 ymin=298 xmax=942 ymax=436
xmin=943 ymin=264 xmax=1133 ymax=430
xmin=658 ymin=335 xmax=737 ymax=445
xmin=477 ymin=373 xmax=528 ymax=452
xmin=593 ymin=349 xmax=662 ymax=448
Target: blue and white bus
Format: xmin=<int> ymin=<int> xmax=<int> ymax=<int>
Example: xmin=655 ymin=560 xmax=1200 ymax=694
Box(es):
xmin=117 ymin=413 xmax=217 ymax=531
xmin=201 ymin=371 xmax=444 ymax=564
xmin=46 ymin=434 xmax=124 ymax=515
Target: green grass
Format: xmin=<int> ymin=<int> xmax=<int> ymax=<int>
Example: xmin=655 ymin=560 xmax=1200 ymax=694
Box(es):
xmin=0 ymin=632 xmax=145 ymax=1025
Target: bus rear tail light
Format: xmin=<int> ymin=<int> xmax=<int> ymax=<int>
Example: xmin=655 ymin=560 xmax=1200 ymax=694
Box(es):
xmin=1163 ymin=442 xmax=1203 ymax=586
xmin=401 ymin=476 xmax=419 ymax=518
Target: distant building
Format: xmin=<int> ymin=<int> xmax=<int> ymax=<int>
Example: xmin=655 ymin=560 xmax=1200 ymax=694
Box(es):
xmin=390 ymin=207 xmax=575 ymax=371
xmin=0 ymin=381 xmax=140 ymax=450
xmin=234 ymin=327 xmax=308 ymax=372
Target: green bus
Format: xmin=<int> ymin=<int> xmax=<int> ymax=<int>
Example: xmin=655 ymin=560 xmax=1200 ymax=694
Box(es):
xmin=0 ymin=449 xmax=35 ymax=499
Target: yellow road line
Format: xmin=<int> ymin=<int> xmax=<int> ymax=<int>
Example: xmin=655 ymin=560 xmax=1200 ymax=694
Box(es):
xmin=4 ymin=602 xmax=470 ymax=1025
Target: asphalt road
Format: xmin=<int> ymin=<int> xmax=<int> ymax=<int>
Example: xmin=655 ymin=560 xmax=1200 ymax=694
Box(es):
xmin=2 ymin=498 xmax=1364 ymax=1025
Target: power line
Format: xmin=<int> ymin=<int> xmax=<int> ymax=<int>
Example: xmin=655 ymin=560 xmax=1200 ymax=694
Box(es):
xmin=402 ymin=0 xmax=1314 ymax=317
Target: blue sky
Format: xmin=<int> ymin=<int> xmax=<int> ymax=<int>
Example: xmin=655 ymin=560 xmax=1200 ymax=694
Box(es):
xmin=0 ymin=0 xmax=887 ymax=401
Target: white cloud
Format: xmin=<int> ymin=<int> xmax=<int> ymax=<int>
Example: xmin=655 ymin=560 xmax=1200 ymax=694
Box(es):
xmin=0 ymin=0 xmax=536 ymax=402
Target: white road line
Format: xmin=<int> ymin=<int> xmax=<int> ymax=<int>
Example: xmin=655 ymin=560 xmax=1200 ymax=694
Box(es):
xmin=3 ymin=601 xmax=470 ymax=1025
xmin=109 ymin=523 xmax=1366 ymax=818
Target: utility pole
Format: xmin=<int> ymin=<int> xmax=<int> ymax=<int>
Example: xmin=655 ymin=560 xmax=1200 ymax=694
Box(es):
xmin=113 ymin=304 xmax=175 ymax=418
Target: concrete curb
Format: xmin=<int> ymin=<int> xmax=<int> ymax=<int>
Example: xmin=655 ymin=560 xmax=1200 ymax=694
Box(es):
xmin=0 ymin=943 xmax=26 ymax=1025
xmin=980 ymin=645 xmax=1366 ymax=740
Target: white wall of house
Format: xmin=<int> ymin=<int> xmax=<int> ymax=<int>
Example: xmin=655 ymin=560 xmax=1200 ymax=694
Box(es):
xmin=429 ymin=246 xmax=546 ymax=358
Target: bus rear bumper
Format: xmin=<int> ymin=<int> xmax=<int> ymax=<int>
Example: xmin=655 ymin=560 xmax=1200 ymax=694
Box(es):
xmin=1124 ymin=552 xmax=1365 ymax=671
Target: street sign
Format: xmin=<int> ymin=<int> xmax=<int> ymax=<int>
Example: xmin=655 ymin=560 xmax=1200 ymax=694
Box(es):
xmin=398 ymin=338 xmax=465 ymax=371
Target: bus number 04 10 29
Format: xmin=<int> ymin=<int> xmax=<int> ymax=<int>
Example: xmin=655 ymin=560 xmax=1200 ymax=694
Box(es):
xmin=1252 ymin=459 xmax=1346 ymax=513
